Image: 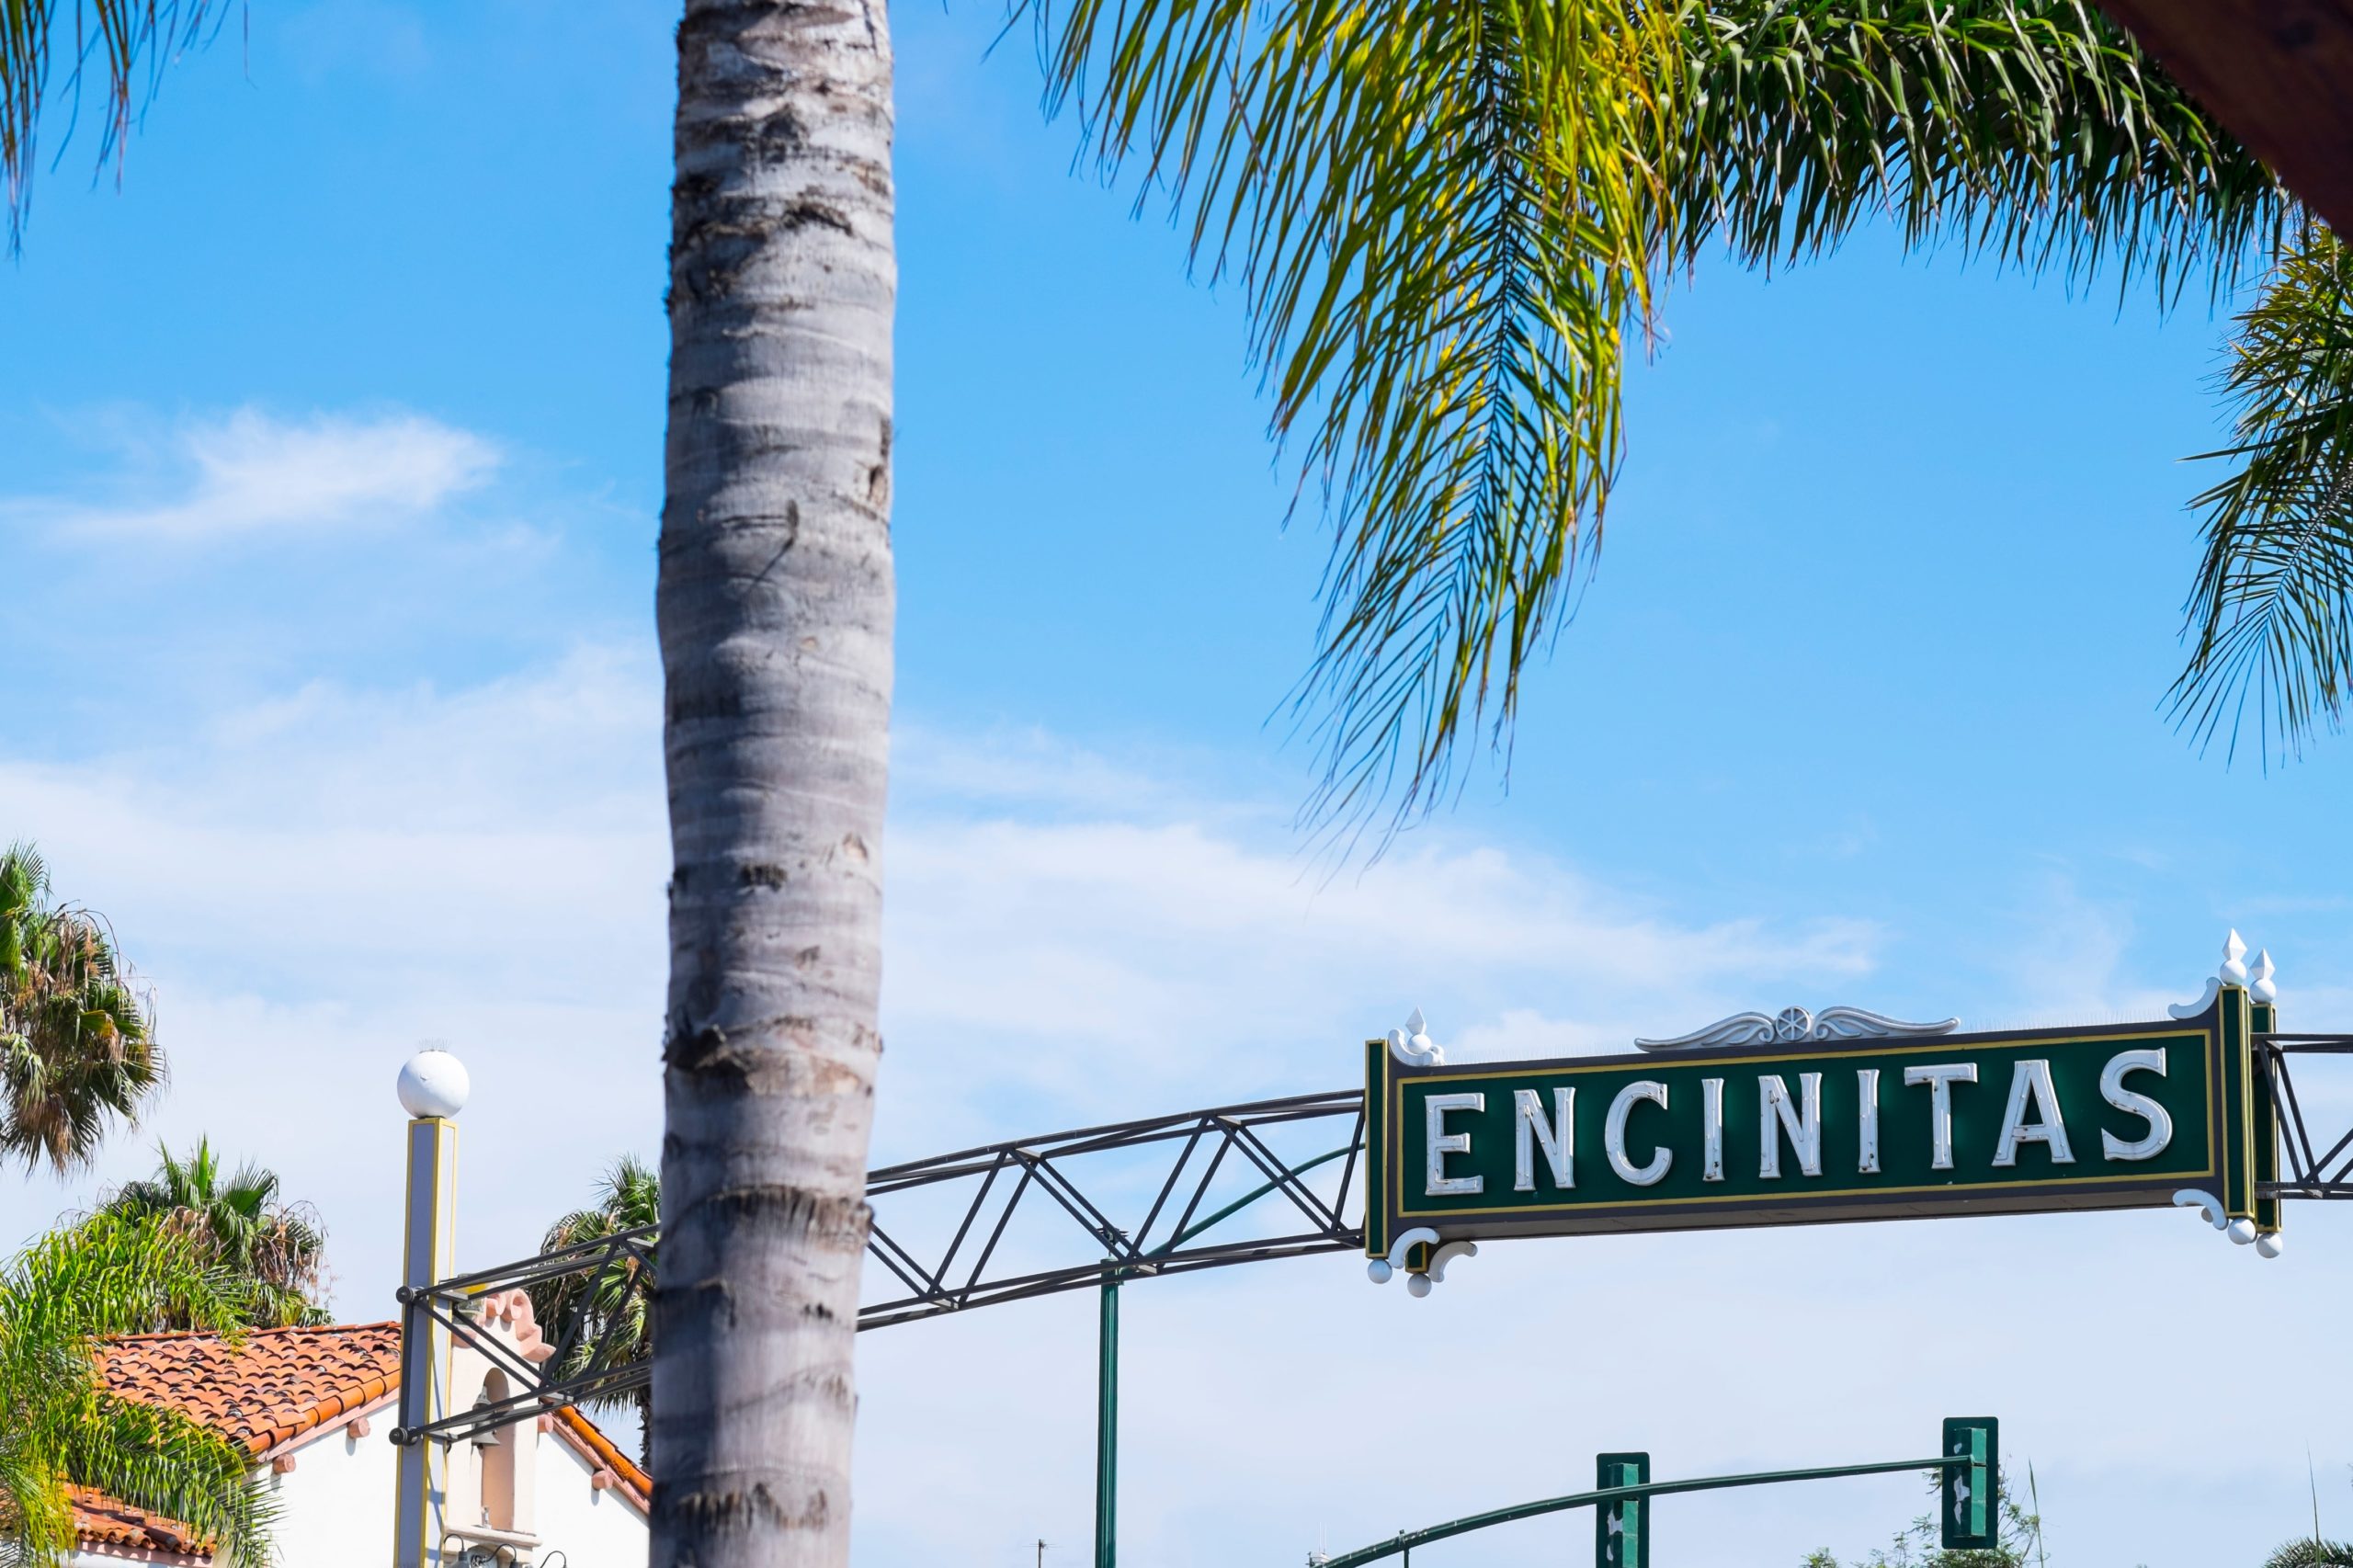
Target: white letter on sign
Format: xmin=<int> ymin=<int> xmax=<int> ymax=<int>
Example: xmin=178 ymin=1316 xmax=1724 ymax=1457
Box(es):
xmin=1904 ymin=1062 xmax=1978 ymax=1171
xmin=1513 ymin=1087 xmax=1574 ymax=1191
xmin=1701 ymin=1077 xmax=1726 ymax=1182
xmin=1758 ymin=1073 xmax=1824 ymax=1178
xmin=1857 ymin=1068 xmax=1882 ymax=1175
xmin=1605 ymin=1081 xmax=1673 ymax=1187
xmin=2099 ymin=1048 xmax=2173 ymax=1161
xmin=1992 ymin=1060 xmax=2075 ymax=1166
xmin=1425 ymin=1092 xmax=1485 ymax=1196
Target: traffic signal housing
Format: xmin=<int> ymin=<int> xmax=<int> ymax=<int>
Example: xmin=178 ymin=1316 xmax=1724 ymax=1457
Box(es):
xmin=1596 ymin=1451 xmax=1649 ymax=1568
xmin=1939 ymin=1418 xmax=1999 ymax=1551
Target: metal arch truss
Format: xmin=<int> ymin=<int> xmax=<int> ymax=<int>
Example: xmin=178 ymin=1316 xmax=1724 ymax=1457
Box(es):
xmin=2260 ymin=1033 xmax=2353 ymax=1199
xmin=392 ymin=1088 xmax=1366 ymax=1449
xmin=862 ymin=1085 xmax=1365 ymax=1327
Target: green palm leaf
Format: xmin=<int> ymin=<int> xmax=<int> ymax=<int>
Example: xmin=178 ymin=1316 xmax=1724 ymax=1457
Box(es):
xmin=0 ymin=1 xmax=225 ymax=246
xmin=1029 ymin=0 xmax=1684 ymax=837
xmin=100 ymin=1138 xmax=333 ymax=1328
xmin=530 ymin=1156 xmax=659 ymax=1460
xmin=0 ymin=1214 xmax=272 ymax=1567
xmin=1678 ymin=0 xmax=2280 ymax=298
xmin=1025 ymin=0 xmax=2284 ymax=838
xmin=2168 ymin=223 xmax=2353 ymax=758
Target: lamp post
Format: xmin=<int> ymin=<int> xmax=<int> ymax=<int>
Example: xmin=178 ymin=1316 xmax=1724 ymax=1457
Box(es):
xmin=392 ymin=1049 xmax=469 ymax=1568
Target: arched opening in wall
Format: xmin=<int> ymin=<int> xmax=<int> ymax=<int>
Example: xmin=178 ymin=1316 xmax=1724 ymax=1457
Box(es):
xmin=473 ymin=1369 xmax=517 ymax=1532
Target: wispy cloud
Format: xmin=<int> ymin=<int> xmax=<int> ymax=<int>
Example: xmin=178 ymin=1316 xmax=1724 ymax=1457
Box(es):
xmin=0 ymin=642 xmax=668 ymax=1317
xmin=875 ymin=731 xmax=1883 ymax=1157
xmin=0 ymin=685 xmax=1881 ymax=1317
xmin=14 ymin=407 xmax=498 ymax=540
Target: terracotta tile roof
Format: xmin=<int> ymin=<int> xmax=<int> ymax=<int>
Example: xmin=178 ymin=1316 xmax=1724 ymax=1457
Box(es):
xmin=551 ymin=1404 xmax=651 ymax=1508
xmin=96 ymin=1323 xmax=401 ymax=1456
xmin=65 ymin=1485 xmax=210 ymax=1560
xmin=77 ymin=1321 xmax=648 ymax=1556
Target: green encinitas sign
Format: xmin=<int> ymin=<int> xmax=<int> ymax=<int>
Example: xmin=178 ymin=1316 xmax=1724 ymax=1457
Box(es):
xmin=1364 ymin=968 xmax=2279 ymax=1285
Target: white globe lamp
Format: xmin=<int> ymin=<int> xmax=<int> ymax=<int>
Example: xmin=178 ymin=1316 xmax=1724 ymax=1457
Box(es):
xmin=397 ymin=1049 xmax=471 ymax=1119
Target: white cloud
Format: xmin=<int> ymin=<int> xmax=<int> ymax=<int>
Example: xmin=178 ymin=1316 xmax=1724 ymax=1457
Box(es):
xmin=0 ymin=682 xmax=1883 ymax=1313
xmin=15 ymin=407 xmax=498 ymax=540
xmin=874 ymin=753 xmax=1882 ymax=1162
xmin=0 ymin=642 xmax=669 ymax=1315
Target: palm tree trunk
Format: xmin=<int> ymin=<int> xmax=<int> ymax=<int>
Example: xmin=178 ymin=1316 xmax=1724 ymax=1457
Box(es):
xmin=654 ymin=1 xmax=894 ymax=1563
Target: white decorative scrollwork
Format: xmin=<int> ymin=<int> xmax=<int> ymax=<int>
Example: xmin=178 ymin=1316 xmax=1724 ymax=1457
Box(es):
xmin=1406 ymin=1241 xmax=1478 ymax=1298
xmin=1387 ymin=1007 xmax=1445 ymax=1067
xmin=1366 ymin=1227 xmax=1438 ymax=1285
xmin=2167 ymin=979 xmax=2220 ymax=1022
xmin=1635 ymin=1005 xmax=1958 ymax=1051
xmin=2175 ymin=1188 xmax=2227 ymax=1229
xmin=1366 ymin=1226 xmax=1476 ymax=1295
xmin=2175 ymin=1188 xmax=2279 ymax=1256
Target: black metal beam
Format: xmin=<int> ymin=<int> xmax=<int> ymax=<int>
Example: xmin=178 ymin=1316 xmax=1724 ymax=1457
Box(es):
xmin=393 ymin=1088 xmax=1367 ymax=1446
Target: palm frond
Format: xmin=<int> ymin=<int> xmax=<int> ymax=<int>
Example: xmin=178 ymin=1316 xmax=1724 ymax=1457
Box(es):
xmin=0 ymin=1 xmax=226 ymax=248
xmin=2167 ymin=223 xmax=2353 ymax=759
xmin=97 ymin=1139 xmax=331 ymax=1327
xmin=9 ymin=1213 xmax=256 ymax=1341
xmin=59 ymin=1395 xmax=273 ymax=1564
xmin=1027 ymin=0 xmax=1686 ymax=840
xmin=0 ymin=1213 xmax=268 ymax=1567
xmin=1021 ymin=0 xmax=2281 ymax=841
xmin=1680 ymin=0 xmax=2282 ymax=301
xmin=530 ymin=1157 xmax=658 ymax=1456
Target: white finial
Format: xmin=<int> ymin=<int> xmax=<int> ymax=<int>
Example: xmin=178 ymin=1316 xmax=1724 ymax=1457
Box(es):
xmin=2251 ymin=949 xmax=2278 ymax=1005
xmin=2221 ymin=929 xmax=2249 ymax=984
xmin=397 ymin=1049 xmax=471 ymax=1119
xmin=1387 ymin=1008 xmax=1444 ymax=1067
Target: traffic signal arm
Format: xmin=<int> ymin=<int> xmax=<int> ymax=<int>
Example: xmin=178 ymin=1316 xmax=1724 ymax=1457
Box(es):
xmin=1314 ymin=1452 xmax=1977 ymax=1568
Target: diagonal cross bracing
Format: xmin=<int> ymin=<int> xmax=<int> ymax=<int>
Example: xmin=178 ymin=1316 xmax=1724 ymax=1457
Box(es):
xmin=392 ymin=1087 xmax=1367 ymax=1447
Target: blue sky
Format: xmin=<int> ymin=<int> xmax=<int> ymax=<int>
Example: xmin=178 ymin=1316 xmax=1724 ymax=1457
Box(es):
xmin=5 ymin=3 xmax=2352 ymax=1565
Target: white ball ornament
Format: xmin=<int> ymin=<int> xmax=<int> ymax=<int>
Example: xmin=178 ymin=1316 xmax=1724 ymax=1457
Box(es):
xmin=397 ymin=1050 xmax=472 ymax=1119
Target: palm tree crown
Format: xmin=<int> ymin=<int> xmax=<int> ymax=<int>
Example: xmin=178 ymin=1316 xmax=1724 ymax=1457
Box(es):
xmin=0 ymin=845 xmax=162 ymax=1176
xmin=530 ymin=1156 xmax=657 ymax=1461
xmin=99 ymin=1139 xmax=331 ymax=1329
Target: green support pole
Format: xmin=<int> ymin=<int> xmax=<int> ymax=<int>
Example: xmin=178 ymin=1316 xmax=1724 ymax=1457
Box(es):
xmin=1095 ymin=1267 xmax=1120 ymax=1568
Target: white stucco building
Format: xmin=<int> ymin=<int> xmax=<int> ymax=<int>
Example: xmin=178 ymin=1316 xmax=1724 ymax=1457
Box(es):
xmin=69 ymin=1315 xmax=646 ymax=1568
